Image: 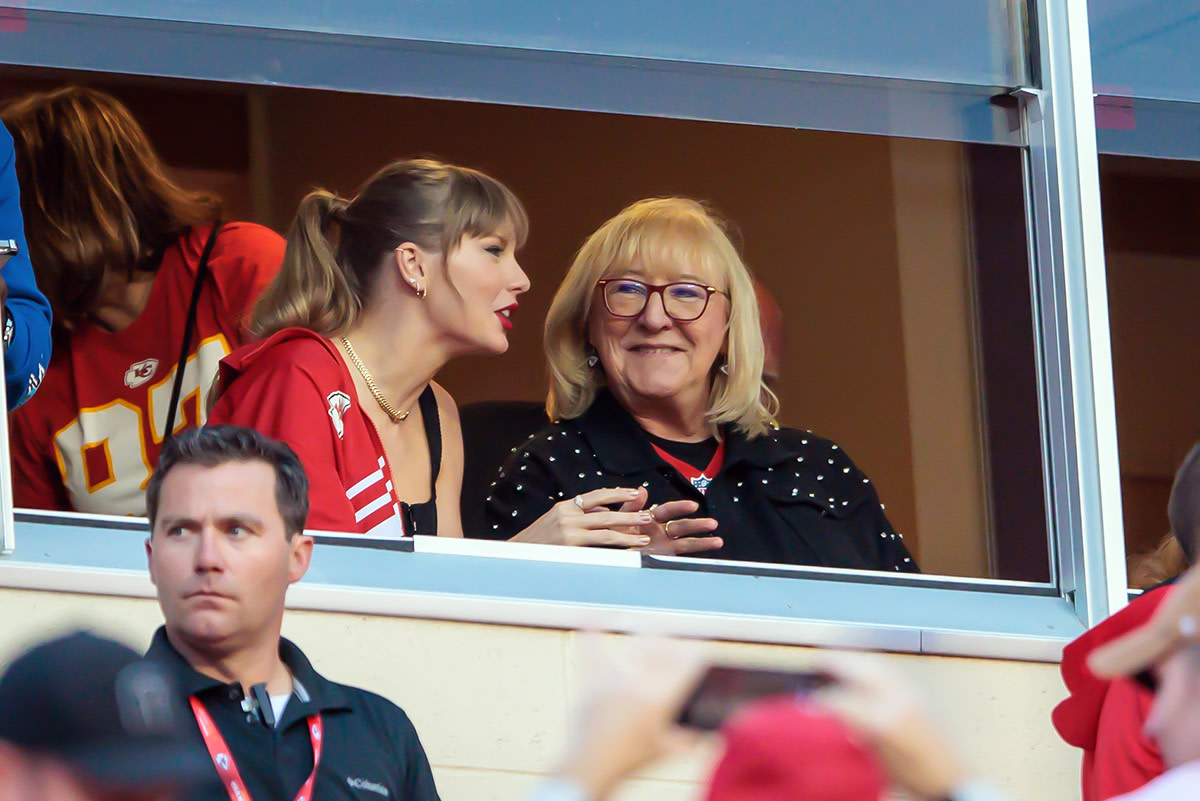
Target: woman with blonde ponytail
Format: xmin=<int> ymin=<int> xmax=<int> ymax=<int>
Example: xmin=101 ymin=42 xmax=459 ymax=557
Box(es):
xmin=208 ymin=159 xmax=533 ymax=537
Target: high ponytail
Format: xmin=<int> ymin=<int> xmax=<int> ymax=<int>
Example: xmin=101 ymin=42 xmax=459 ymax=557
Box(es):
xmin=250 ymin=191 xmax=358 ymax=338
xmin=250 ymin=158 xmax=528 ymax=340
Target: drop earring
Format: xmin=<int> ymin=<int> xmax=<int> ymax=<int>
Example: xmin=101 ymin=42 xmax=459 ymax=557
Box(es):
xmin=718 ymin=359 xmax=729 ymax=375
xmin=586 ymin=347 xmax=600 ymax=368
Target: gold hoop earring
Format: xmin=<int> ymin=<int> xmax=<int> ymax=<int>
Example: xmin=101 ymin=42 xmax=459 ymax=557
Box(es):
xmin=416 ymin=285 xmax=427 ymax=300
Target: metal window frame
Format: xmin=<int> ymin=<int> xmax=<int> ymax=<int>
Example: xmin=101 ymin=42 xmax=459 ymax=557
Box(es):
xmin=1025 ymin=0 xmax=1128 ymax=626
xmin=0 ymin=0 xmax=1130 ymax=653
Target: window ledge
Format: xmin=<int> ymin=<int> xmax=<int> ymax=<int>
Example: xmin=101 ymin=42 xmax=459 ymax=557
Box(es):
xmin=1 ymin=514 xmax=1083 ymax=663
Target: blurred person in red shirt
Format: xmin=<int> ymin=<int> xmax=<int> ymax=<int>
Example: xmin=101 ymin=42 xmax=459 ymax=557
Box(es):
xmin=2 ymin=86 xmax=283 ymax=515
xmin=1054 ymin=443 xmax=1200 ymax=800
xmin=1089 ymin=563 xmax=1200 ymax=800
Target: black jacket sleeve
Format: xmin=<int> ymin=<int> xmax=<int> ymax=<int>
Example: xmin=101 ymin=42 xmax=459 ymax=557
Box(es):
xmin=482 ymin=428 xmax=569 ymax=541
xmin=829 ymin=441 xmax=919 ymax=573
xmin=773 ymin=429 xmax=919 ymax=572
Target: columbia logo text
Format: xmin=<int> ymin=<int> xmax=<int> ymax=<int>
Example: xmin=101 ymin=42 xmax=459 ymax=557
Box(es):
xmin=347 ymin=777 xmax=390 ymax=797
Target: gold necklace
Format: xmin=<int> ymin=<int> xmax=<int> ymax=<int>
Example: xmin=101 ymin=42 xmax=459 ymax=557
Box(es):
xmin=339 ymin=337 xmax=410 ymax=423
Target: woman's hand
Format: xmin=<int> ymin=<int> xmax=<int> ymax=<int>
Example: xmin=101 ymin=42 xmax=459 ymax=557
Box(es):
xmin=509 ymin=487 xmax=660 ymax=548
xmin=621 ymin=494 xmax=723 ymax=555
xmin=509 ymin=487 xmax=723 ymax=553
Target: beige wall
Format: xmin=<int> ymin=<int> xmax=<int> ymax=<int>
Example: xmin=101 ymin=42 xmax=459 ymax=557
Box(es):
xmin=0 ymin=587 xmax=1078 ymax=801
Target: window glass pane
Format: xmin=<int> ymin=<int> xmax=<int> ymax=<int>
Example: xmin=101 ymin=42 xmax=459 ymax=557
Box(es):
xmin=22 ymin=0 xmax=1026 ymax=86
xmin=1090 ymin=1 xmax=1200 ymax=159
xmin=1 ymin=70 xmax=1049 ymax=581
xmin=3 ymin=6 xmax=1025 ymax=146
xmin=1101 ymin=155 xmax=1200 ymax=588
xmin=1089 ymin=0 xmax=1200 ymax=103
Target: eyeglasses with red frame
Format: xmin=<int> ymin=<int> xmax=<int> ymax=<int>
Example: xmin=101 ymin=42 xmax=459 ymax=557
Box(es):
xmin=596 ymin=278 xmax=729 ymax=322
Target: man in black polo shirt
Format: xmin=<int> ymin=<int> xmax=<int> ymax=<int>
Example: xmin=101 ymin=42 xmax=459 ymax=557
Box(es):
xmin=143 ymin=425 xmax=440 ymax=801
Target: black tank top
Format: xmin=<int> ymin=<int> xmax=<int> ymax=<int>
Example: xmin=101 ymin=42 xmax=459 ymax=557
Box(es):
xmin=399 ymin=385 xmax=441 ymax=536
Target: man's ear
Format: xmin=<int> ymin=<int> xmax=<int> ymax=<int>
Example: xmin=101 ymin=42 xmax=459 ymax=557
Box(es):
xmin=145 ymin=536 xmax=157 ymax=586
xmin=287 ymin=534 xmax=314 ymax=585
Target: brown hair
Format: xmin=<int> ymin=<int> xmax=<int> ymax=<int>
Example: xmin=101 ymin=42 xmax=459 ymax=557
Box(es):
xmin=251 ymin=158 xmax=528 ymax=338
xmin=1128 ymin=532 xmax=1190 ymax=590
xmin=1 ymin=86 xmax=219 ymax=337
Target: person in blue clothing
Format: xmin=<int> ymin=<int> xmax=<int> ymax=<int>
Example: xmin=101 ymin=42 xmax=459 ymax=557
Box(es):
xmin=0 ymin=120 xmax=52 ymax=410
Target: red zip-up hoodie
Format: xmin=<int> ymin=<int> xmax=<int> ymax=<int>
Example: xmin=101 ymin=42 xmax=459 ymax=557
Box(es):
xmin=1052 ymin=586 xmax=1170 ymax=801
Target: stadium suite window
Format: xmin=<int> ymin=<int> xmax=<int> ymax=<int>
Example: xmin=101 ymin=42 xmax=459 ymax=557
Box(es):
xmin=1088 ymin=0 xmax=1200 ymax=590
xmin=0 ymin=71 xmax=1050 ymax=583
xmin=1102 ymin=156 xmax=1200 ymax=588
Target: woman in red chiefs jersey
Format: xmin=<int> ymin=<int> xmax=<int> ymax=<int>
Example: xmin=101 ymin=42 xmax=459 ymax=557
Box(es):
xmin=3 ymin=86 xmax=283 ymax=515
xmin=209 ymin=160 xmax=527 ymax=538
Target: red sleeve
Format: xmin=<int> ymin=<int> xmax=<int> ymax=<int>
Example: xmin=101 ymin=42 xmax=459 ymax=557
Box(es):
xmin=1091 ymin=677 xmax=1164 ymax=800
xmin=207 ymin=351 xmax=359 ymax=534
xmin=8 ymin=402 xmax=71 ymax=511
xmin=206 ymin=222 xmax=284 ymax=346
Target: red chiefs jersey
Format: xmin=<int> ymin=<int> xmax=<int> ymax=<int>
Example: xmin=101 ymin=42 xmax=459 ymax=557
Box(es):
xmin=207 ymin=328 xmax=406 ymax=538
xmin=8 ymin=223 xmax=283 ymax=514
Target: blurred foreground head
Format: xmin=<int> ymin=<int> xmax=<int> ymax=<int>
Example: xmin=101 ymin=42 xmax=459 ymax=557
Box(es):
xmin=706 ymin=696 xmax=886 ymax=801
xmin=0 ymin=631 xmax=212 ymax=801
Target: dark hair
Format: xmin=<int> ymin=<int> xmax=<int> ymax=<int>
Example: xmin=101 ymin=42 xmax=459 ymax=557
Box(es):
xmin=1 ymin=86 xmax=220 ymax=338
xmin=145 ymin=426 xmax=309 ymax=539
xmin=1167 ymin=443 xmax=1200 ymax=565
xmin=250 ymin=158 xmax=528 ymax=338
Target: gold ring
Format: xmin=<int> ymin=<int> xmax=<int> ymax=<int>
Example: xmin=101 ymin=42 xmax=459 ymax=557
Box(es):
xmin=663 ymin=520 xmax=674 ymax=537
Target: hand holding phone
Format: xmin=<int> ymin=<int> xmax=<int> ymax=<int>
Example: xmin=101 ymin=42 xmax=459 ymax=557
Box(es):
xmin=676 ymin=665 xmax=836 ymax=730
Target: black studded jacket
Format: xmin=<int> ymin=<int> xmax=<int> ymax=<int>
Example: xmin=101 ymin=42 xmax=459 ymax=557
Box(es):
xmin=481 ymin=390 xmax=919 ymax=572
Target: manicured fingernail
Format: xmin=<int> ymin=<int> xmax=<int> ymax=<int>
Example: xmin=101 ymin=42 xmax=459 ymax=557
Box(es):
xmin=638 ymin=537 xmax=651 ymax=546
xmin=639 ymin=513 xmax=654 ymax=522
xmin=625 ymin=489 xmax=640 ymax=497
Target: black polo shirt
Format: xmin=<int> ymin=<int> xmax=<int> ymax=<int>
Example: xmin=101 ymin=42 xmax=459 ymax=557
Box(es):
xmin=482 ymin=390 xmax=918 ymax=572
xmin=145 ymin=628 xmax=440 ymax=801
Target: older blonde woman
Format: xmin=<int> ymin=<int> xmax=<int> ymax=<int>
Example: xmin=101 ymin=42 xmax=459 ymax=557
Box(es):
xmin=485 ymin=198 xmax=916 ymax=569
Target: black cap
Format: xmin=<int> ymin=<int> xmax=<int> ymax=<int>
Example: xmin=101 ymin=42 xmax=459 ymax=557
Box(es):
xmin=0 ymin=631 xmax=214 ymax=789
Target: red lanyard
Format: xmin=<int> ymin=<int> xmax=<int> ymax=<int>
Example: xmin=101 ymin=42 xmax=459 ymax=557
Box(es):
xmin=651 ymin=439 xmax=725 ymax=494
xmin=190 ymin=696 xmax=323 ymax=801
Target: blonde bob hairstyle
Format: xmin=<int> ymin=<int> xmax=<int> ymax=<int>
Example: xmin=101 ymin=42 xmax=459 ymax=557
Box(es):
xmin=544 ymin=197 xmax=778 ymax=439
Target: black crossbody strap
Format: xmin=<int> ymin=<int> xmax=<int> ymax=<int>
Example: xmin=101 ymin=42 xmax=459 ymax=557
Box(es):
xmin=163 ymin=223 xmax=221 ymax=443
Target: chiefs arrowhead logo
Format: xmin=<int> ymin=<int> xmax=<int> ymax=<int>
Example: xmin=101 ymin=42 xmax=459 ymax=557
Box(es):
xmin=327 ymin=391 xmax=352 ymax=439
xmin=124 ymin=358 xmax=159 ymax=388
